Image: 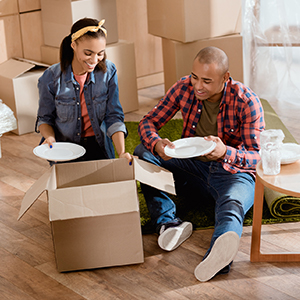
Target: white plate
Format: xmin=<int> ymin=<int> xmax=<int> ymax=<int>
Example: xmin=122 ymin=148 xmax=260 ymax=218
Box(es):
xmin=33 ymin=142 xmax=86 ymax=162
xmin=281 ymin=143 xmax=300 ymax=164
xmin=164 ymin=137 xmax=216 ymax=159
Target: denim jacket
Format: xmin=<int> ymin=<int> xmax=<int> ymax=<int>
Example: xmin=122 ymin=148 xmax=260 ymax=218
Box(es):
xmin=36 ymin=60 xmax=127 ymax=158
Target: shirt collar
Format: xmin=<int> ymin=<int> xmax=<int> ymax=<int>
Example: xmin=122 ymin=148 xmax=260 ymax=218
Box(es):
xmin=65 ymin=64 xmax=96 ymax=84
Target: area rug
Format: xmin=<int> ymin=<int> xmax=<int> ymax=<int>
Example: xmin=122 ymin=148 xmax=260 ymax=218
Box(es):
xmin=124 ymin=116 xmax=300 ymax=233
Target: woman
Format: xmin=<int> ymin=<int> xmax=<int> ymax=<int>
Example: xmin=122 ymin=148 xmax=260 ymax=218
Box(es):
xmin=36 ymin=18 xmax=132 ymax=163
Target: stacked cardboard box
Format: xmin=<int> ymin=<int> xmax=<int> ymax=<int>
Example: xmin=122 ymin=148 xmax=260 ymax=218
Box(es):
xmin=0 ymin=0 xmax=23 ymax=64
xmin=147 ymin=0 xmax=244 ymax=92
xmin=0 ymin=0 xmax=139 ymax=135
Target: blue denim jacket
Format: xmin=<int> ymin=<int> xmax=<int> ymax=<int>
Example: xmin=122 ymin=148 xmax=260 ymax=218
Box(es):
xmin=36 ymin=60 xmax=127 ymax=158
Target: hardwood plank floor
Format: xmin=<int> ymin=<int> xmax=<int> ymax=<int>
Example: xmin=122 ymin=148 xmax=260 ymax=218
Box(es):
xmin=1 ymin=84 xmax=300 ymax=299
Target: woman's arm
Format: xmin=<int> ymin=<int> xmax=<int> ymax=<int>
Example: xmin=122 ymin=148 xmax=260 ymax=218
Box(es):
xmin=39 ymin=123 xmax=56 ymax=148
xmin=112 ymin=131 xmax=133 ymax=163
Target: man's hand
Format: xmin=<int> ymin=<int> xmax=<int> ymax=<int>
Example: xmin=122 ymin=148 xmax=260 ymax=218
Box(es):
xmin=203 ymin=135 xmax=227 ymax=160
xmin=154 ymin=138 xmax=175 ymax=161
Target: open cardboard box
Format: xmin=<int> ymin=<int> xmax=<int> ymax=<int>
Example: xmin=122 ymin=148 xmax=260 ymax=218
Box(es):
xmin=18 ymin=157 xmax=175 ymax=272
xmin=0 ymin=58 xmax=49 ymax=135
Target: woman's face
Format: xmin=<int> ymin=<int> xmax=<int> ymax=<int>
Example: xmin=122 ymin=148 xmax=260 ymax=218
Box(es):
xmin=71 ymin=36 xmax=106 ymax=75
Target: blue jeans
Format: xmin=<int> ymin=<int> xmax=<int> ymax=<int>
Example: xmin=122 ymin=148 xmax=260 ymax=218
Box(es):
xmin=134 ymin=144 xmax=255 ymax=251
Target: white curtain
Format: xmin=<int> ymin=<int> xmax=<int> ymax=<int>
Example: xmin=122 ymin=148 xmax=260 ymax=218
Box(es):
xmin=242 ymin=0 xmax=300 ymax=105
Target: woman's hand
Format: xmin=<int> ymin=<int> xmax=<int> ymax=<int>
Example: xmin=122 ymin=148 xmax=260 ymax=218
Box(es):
xmin=119 ymin=152 xmax=134 ymax=165
xmin=42 ymin=136 xmax=56 ymax=148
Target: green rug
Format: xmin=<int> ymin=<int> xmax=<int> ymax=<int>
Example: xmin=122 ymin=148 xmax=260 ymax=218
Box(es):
xmin=124 ymin=116 xmax=300 ymax=232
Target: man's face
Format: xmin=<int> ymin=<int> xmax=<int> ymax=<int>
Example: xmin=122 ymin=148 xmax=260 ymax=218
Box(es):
xmin=190 ymin=59 xmax=229 ymax=103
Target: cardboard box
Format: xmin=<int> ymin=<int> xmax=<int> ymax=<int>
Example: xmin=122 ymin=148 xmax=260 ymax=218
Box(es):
xmin=18 ymin=0 xmax=41 ymax=12
xmin=40 ymin=45 xmax=60 ymax=65
xmin=0 ymin=58 xmax=49 ymax=135
xmin=20 ymin=11 xmax=44 ymax=61
xmin=41 ymin=0 xmax=118 ymax=47
xmin=147 ymin=0 xmax=242 ymax=43
xmin=0 ymin=14 xmax=23 ymax=64
xmin=18 ymin=158 xmax=176 ymax=272
xmin=0 ymin=0 xmax=18 ymax=16
xmin=162 ymin=34 xmax=244 ymax=93
xmin=106 ymin=40 xmax=139 ymax=113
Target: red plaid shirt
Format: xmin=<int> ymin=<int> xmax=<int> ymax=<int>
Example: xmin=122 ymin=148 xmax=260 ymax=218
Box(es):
xmin=138 ymin=76 xmax=265 ymax=175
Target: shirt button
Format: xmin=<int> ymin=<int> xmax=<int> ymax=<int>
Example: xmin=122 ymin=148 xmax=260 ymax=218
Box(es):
xmin=230 ymin=129 xmax=234 ymax=132
xmin=198 ymin=109 xmax=201 ymax=112
xmin=78 ymin=117 xmax=80 ymax=120
xmin=76 ymin=87 xmax=79 ymax=90
xmin=77 ymin=133 xmax=80 ymax=136
xmin=192 ymin=125 xmax=195 ymax=128
xmin=77 ymin=102 xmax=80 ymax=105
xmin=228 ymin=160 xmax=231 ymax=163
xmin=254 ymin=136 xmax=257 ymax=139
xmin=224 ymin=159 xmax=228 ymax=163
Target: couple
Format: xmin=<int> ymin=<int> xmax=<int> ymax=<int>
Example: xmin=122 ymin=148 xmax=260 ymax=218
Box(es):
xmin=36 ymin=17 xmax=264 ymax=282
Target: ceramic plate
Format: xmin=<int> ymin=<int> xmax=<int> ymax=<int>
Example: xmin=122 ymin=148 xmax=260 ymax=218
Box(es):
xmin=164 ymin=137 xmax=216 ymax=159
xmin=33 ymin=142 xmax=86 ymax=162
xmin=281 ymin=143 xmax=300 ymax=164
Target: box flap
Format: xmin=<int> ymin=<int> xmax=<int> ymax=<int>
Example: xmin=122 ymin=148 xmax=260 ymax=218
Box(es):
xmin=133 ymin=158 xmax=176 ymax=195
xmin=55 ymin=158 xmax=133 ymax=188
xmin=18 ymin=167 xmax=54 ymax=220
xmin=0 ymin=59 xmax=36 ymax=79
xmin=49 ymin=180 xmax=139 ymax=221
xmin=13 ymin=57 xmax=50 ymax=68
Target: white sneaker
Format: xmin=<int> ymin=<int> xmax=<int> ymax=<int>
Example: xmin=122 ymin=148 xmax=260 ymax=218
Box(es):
xmin=194 ymin=231 xmax=240 ymax=282
xmin=158 ymin=221 xmax=193 ymax=251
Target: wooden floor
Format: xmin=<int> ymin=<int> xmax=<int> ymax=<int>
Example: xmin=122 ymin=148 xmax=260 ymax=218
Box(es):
xmin=1 ymin=84 xmax=300 ymax=300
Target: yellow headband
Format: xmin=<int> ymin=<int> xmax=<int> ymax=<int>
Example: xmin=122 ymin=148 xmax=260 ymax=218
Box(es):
xmin=71 ymin=19 xmax=107 ymax=42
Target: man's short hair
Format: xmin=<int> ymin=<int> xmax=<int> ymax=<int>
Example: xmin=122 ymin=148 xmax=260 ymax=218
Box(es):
xmin=195 ymin=47 xmax=229 ymax=75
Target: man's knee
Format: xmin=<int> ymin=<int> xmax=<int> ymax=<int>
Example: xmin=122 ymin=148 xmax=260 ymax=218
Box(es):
xmin=133 ymin=143 xmax=147 ymax=158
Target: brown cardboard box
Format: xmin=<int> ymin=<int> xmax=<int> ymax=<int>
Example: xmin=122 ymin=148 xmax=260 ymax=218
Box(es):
xmin=106 ymin=40 xmax=139 ymax=113
xmin=18 ymin=157 xmax=176 ymax=272
xmin=41 ymin=0 xmax=118 ymax=47
xmin=0 ymin=0 xmax=18 ymax=16
xmin=147 ymin=0 xmax=242 ymax=43
xmin=0 ymin=14 xmax=23 ymax=64
xmin=162 ymin=34 xmax=244 ymax=93
xmin=41 ymin=45 xmax=60 ymax=65
xmin=39 ymin=40 xmax=139 ymax=113
xmin=18 ymin=0 xmax=41 ymax=12
xmin=20 ymin=11 xmax=44 ymax=61
xmin=0 ymin=58 xmax=49 ymax=135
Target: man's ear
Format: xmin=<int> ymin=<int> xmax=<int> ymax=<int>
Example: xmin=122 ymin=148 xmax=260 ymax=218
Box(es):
xmin=223 ymin=71 xmax=230 ymax=82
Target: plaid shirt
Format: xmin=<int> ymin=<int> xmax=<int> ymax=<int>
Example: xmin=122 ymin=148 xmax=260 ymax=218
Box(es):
xmin=138 ymin=76 xmax=265 ymax=175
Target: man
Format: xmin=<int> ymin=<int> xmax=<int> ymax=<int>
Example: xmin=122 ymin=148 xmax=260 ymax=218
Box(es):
xmin=134 ymin=47 xmax=265 ymax=282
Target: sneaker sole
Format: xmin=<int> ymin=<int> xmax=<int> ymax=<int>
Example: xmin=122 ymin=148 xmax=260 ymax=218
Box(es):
xmin=158 ymin=222 xmax=193 ymax=251
xmin=194 ymin=231 xmax=240 ymax=282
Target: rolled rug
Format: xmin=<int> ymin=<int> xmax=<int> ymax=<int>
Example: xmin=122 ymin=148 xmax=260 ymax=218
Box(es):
xmin=264 ymin=186 xmax=300 ymax=218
